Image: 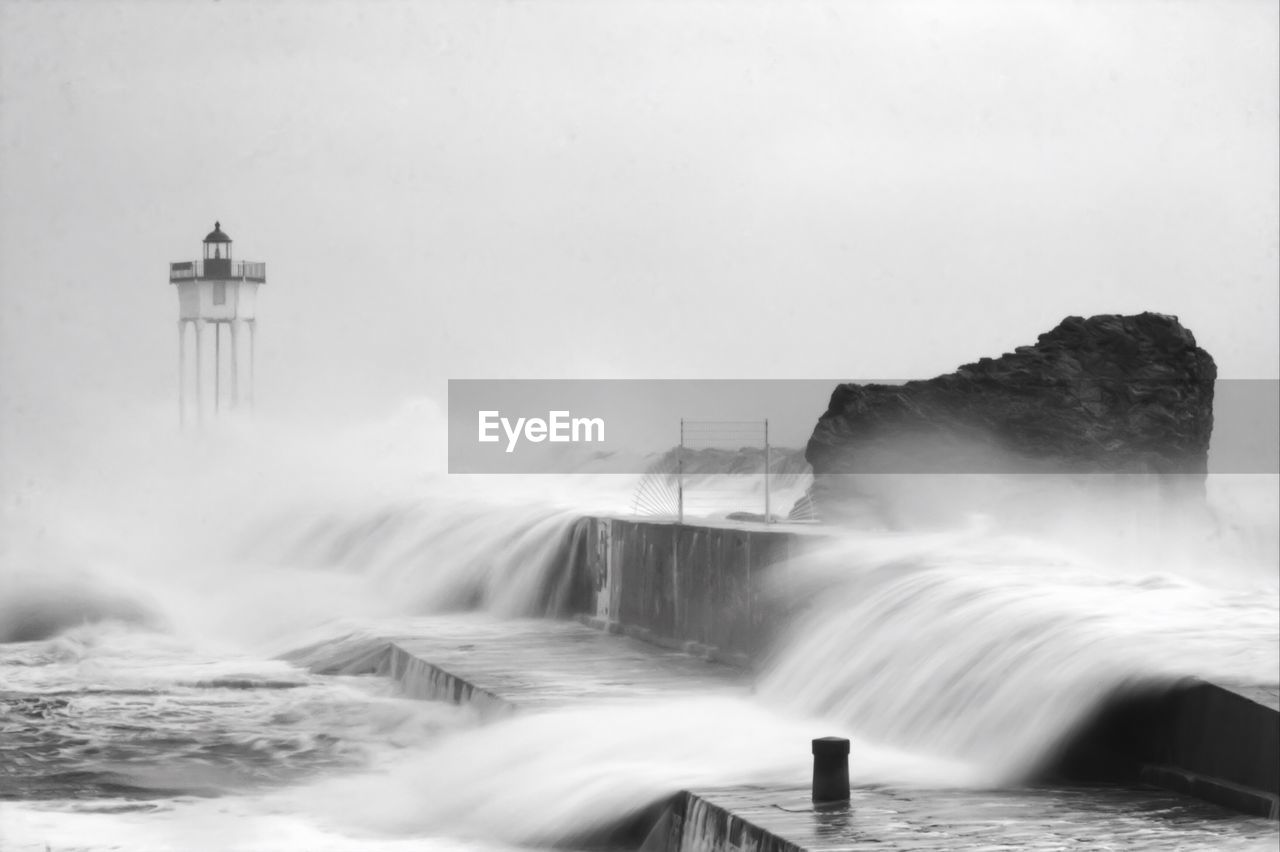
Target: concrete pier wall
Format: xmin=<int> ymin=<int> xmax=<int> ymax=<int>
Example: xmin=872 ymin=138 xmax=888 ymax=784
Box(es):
xmin=1167 ymin=681 xmax=1278 ymax=798
xmin=640 ymin=790 xmax=805 ymax=852
xmin=1140 ymin=680 xmax=1279 ymax=818
xmin=576 ymin=518 xmax=826 ymax=667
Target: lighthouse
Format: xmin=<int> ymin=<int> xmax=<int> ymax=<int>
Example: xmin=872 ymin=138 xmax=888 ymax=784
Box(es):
xmin=170 ymin=222 xmax=266 ymax=424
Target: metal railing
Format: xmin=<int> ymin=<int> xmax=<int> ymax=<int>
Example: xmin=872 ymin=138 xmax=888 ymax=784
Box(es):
xmin=169 ymin=260 xmax=267 ymax=282
xmin=628 ymin=419 xmax=775 ymax=524
xmin=677 ymin=419 xmax=771 ymax=523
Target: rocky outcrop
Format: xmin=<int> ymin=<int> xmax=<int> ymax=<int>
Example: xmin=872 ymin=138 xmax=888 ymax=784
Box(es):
xmin=804 ymin=313 xmax=1217 ymax=522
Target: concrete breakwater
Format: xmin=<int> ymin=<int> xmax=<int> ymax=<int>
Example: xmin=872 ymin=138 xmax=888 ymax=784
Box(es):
xmin=289 ymin=614 xmax=1276 ymax=851
xmin=641 ymin=783 xmax=1278 ymax=852
xmin=571 ymin=517 xmax=829 ymax=667
xmin=293 ymin=514 xmax=1277 ymax=852
xmin=566 ymin=516 xmax=1278 ymax=821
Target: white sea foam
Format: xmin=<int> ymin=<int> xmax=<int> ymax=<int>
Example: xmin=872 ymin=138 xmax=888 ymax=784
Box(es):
xmin=1 ymin=400 xmax=1275 ymax=850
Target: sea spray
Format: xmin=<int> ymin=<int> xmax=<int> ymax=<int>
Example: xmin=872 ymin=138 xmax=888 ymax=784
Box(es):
xmin=250 ymin=502 xmax=590 ymax=619
xmin=755 ymin=524 xmax=1279 ymax=781
xmin=0 ymin=397 xmax=639 ymax=652
xmin=2 ymin=402 xmax=1276 ymax=851
xmin=284 ymin=695 xmax=983 ymax=846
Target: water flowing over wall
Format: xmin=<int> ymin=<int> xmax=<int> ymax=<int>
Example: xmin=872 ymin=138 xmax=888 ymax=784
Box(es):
xmin=582 ymin=516 xmax=1279 ymax=818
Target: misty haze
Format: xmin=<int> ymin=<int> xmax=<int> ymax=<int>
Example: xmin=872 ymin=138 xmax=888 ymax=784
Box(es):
xmin=1 ymin=2 xmax=1277 ymax=852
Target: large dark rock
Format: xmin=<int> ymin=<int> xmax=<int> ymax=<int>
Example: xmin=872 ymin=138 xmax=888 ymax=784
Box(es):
xmin=805 ymin=313 xmax=1216 ymax=523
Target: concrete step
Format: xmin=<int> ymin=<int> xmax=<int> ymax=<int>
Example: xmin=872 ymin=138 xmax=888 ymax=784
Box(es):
xmin=292 ymin=614 xmax=748 ymax=718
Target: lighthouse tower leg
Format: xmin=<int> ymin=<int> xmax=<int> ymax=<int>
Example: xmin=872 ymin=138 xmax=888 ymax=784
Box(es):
xmin=214 ymin=323 xmax=222 ymax=416
xmin=230 ymin=320 xmax=240 ymax=409
xmin=178 ymin=320 xmax=186 ymax=427
xmin=195 ymin=320 xmax=205 ymax=425
xmin=248 ymin=319 xmax=256 ymax=411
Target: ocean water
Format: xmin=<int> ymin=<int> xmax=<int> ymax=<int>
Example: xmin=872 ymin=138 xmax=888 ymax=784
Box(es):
xmin=1 ymin=402 xmax=1277 ymax=851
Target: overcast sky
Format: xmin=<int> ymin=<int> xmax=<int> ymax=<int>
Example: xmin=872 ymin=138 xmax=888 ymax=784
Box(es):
xmin=2 ymin=0 xmax=1276 ymax=436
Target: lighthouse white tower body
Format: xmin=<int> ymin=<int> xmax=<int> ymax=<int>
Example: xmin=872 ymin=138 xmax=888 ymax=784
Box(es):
xmin=171 ymin=222 xmax=266 ymax=424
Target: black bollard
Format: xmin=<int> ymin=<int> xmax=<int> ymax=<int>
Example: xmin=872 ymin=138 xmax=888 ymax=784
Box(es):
xmin=811 ymin=736 xmax=850 ymax=804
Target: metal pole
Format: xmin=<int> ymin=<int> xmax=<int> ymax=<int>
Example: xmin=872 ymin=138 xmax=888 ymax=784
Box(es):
xmin=178 ymin=320 xmax=186 ymax=428
xmin=764 ymin=418 xmax=771 ymax=524
xmin=677 ymin=418 xmax=685 ymax=524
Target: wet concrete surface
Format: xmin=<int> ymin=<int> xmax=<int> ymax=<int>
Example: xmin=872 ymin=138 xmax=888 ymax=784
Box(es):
xmin=351 ymin=615 xmax=1279 ymax=850
xmin=365 ymin=615 xmax=749 ymax=713
xmin=674 ymin=784 xmax=1279 ymax=852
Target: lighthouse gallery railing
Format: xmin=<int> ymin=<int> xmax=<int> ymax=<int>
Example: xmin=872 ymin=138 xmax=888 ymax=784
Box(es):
xmin=169 ymin=260 xmax=267 ymax=282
